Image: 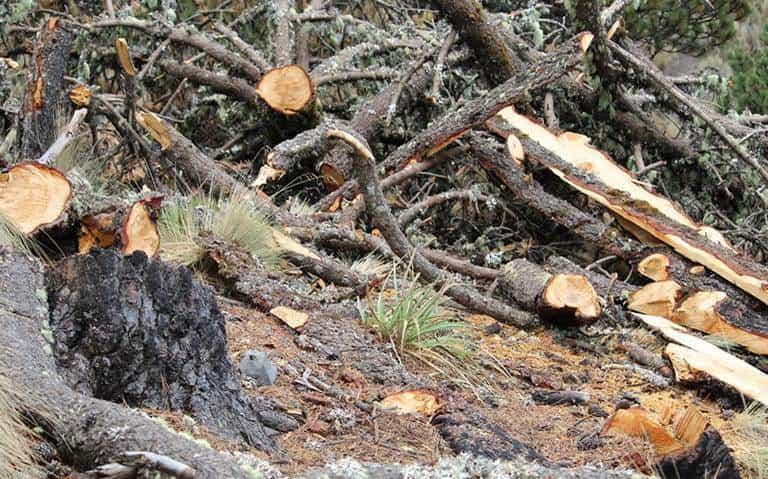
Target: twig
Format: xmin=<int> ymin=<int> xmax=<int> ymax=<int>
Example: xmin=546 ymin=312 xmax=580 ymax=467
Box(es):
xmin=636 ymin=160 xmax=666 ymax=176
xmin=37 ymin=109 xmax=88 ymax=165
xmin=312 ymin=69 xmax=398 ymax=86
xmin=398 ymin=189 xmax=485 ymax=227
xmin=122 ymin=451 xmax=196 ymax=478
xmin=104 ymin=0 xmax=116 ymax=18
xmin=213 ymin=22 xmax=270 ymax=74
xmin=160 ymin=78 xmax=188 ymax=116
xmin=136 ymin=38 xmax=170 ymax=83
xmin=427 ymin=29 xmax=457 ymax=103
xmin=543 ymin=92 xmax=558 ymax=128
xmin=600 ymin=0 xmax=634 ymax=27
xmin=385 ymin=45 xmax=437 ymax=126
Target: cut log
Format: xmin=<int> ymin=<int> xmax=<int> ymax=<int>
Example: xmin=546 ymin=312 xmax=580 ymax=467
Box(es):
xmin=672 ymin=291 xmax=768 ymax=355
xmin=501 ymin=258 xmax=601 ymax=326
xmin=638 ymin=253 xmax=670 ymax=281
xmin=634 ymin=313 xmax=768 ymax=406
xmin=0 ymin=163 xmax=72 ymax=234
xmin=47 ymin=249 xmax=277 ymax=449
xmin=255 ymin=65 xmax=313 ymax=115
xmin=601 ymin=406 xmax=740 ymax=478
xmin=627 ymin=281 xmax=682 ymax=318
xmin=488 ymin=107 xmax=768 ymax=308
xmin=544 ymin=255 xmax=638 ymax=301
xmin=78 ymin=196 xmax=162 ymax=257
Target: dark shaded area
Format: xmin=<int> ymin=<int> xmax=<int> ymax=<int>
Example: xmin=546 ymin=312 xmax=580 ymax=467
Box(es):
xmin=47 ymin=249 xmax=273 ymax=449
xmin=432 ymin=405 xmax=542 ymax=462
xmin=658 ymin=427 xmax=740 ymax=479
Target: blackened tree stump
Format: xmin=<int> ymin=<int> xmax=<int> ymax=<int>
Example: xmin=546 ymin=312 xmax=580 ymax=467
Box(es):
xmin=47 ymin=249 xmax=273 ymax=449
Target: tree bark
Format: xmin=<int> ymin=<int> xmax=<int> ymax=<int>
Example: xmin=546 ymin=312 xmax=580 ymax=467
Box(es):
xmin=21 ymin=19 xmax=73 ymax=159
xmin=0 ymin=248 xmax=262 ymax=477
xmin=47 ymin=249 xmax=277 ymax=449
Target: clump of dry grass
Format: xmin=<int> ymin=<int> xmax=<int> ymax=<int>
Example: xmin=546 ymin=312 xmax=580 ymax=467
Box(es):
xmin=0 ymin=375 xmax=42 ymax=479
xmin=0 ymin=212 xmax=33 ymax=255
xmin=729 ymin=402 xmax=768 ymax=478
xmin=158 ymin=192 xmax=281 ymax=268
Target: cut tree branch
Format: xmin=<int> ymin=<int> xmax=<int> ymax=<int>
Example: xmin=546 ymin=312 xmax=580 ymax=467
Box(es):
xmin=328 ymin=128 xmax=535 ymax=327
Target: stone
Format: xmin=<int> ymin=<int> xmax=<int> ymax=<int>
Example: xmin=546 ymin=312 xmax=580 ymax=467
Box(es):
xmin=240 ymin=350 xmax=278 ymax=386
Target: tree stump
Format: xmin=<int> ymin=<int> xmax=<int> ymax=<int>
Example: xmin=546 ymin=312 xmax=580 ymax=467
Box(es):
xmin=47 ymin=249 xmax=273 ymax=449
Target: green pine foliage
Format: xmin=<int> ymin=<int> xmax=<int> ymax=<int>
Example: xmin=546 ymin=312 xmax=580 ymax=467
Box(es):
xmin=725 ymin=25 xmax=768 ymax=113
xmin=625 ymin=0 xmax=749 ymax=56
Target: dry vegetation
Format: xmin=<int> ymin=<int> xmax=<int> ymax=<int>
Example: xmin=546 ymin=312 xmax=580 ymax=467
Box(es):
xmin=1 ymin=0 xmax=768 ymax=478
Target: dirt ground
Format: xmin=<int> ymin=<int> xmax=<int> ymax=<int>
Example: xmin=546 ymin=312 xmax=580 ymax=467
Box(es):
xmin=145 ymin=295 xmax=744 ymax=477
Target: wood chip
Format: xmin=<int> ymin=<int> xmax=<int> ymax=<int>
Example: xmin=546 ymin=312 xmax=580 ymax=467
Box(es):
xmin=115 ymin=37 xmax=137 ymax=76
xmin=270 ymin=306 xmax=309 ymax=329
xmin=136 ymin=112 xmax=172 ymax=150
xmin=379 ymin=390 xmax=441 ymax=416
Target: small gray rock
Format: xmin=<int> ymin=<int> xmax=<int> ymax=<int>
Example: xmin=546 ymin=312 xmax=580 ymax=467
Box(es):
xmin=239 ymin=350 xmax=277 ymax=386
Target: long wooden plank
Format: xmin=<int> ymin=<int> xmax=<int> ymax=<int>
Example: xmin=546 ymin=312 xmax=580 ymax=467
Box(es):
xmin=634 ymin=313 xmax=768 ymax=406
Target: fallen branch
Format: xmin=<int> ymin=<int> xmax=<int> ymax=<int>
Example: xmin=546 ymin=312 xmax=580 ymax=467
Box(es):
xmin=487 ymin=107 xmax=768 ymax=307
xmin=329 ymin=127 xmax=535 ymax=327
xmin=380 ymin=34 xmax=591 ymax=172
xmin=501 ymin=258 xmax=601 ymax=326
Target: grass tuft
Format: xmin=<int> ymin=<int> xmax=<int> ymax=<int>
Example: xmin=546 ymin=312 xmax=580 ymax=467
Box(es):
xmin=350 ymin=254 xmax=391 ymax=277
xmin=359 ymin=265 xmax=471 ymax=363
xmin=158 ymin=192 xmax=281 ymax=268
xmin=0 ymin=375 xmax=42 ymax=479
xmin=0 ymin=212 xmax=33 ymax=256
xmin=730 ymin=402 xmax=768 ymax=478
